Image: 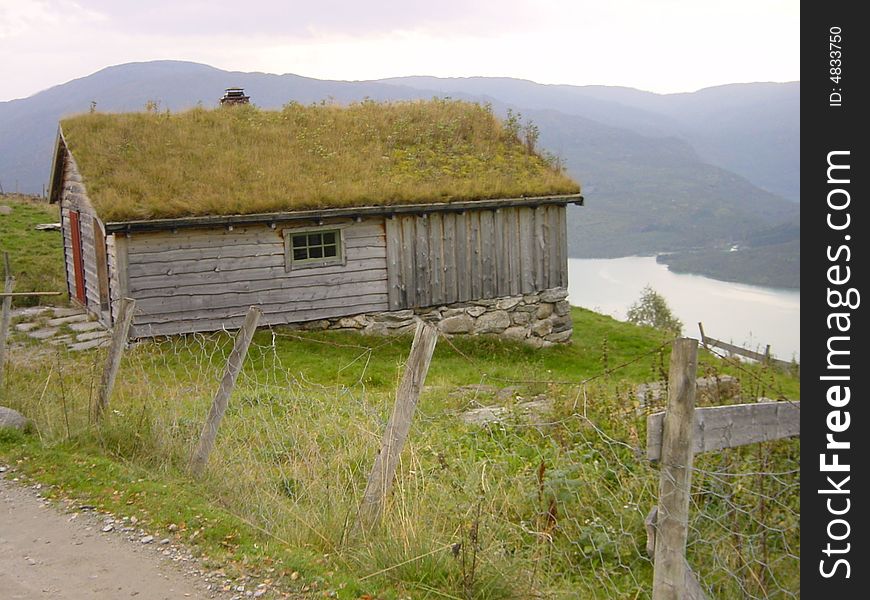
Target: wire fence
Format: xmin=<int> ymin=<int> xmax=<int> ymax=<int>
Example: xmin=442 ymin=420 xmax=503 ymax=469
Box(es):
xmin=1 ymin=309 xmax=800 ymax=599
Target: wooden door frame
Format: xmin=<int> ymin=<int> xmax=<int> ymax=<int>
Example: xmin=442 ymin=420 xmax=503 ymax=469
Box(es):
xmin=69 ymin=210 xmax=86 ymax=305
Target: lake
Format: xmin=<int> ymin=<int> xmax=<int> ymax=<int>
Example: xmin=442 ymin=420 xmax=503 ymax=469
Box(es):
xmin=567 ymin=257 xmax=800 ymax=361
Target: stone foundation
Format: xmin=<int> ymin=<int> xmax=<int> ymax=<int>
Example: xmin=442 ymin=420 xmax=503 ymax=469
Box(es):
xmin=289 ymin=287 xmax=572 ymax=347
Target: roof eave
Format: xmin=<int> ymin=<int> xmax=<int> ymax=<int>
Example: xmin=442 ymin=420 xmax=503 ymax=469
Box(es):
xmin=104 ymin=193 xmax=584 ymax=234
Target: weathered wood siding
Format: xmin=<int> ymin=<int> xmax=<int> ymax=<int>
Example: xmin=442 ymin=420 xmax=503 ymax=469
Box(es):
xmin=59 ymin=153 xmax=113 ymax=327
xmin=124 ymin=218 xmax=389 ymax=337
xmin=385 ymin=205 xmax=568 ymax=310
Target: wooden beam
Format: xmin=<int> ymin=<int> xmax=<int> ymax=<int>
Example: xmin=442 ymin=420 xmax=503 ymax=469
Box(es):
xmin=104 ymin=194 xmax=585 ymax=234
xmin=190 ymin=306 xmax=262 ymax=477
xmin=95 ymin=297 xmax=136 ymax=419
xmin=358 ymin=322 xmax=438 ymax=529
xmin=0 ymin=291 xmax=64 ymax=298
xmin=647 ymin=400 xmax=800 ymax=461
xmin=0 ymin=253 xmax=13 ymax=389
xmin=652 ymin=338 xmax=698 ymax=600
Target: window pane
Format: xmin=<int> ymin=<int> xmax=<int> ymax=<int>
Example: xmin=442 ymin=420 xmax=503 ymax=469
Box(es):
xmin=293 ymin=248 xmax=308 ymax=260
xmin=324 ymin=245 xmax=337 ymax=257
xmin=309 ymin=233 xmax=322 ymax=245
xmin=292 ymin=235 xmax=307 ymax=248
xmin=323 ymin=232 xmax=336 ymax=245
xmin=310 ymin=246 xmax=323 ymax=259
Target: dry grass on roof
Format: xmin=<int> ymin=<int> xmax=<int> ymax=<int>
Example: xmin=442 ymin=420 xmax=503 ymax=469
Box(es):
xmin=60 ymin=99 xmax=580 ymax=222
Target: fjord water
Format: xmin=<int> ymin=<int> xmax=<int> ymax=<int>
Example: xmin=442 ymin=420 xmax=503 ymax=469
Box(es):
xmin=567 ymin=257 xmax=801 ymax=361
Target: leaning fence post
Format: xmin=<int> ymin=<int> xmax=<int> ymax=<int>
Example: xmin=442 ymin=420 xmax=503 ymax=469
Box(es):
xmin=95 ymin=297 xmax=136 ymax=419
xmin=190 ymin=306 xmax=262 ymax=478
xmin=652 ymin=337 xmax=699 ymax=600
xmin=358 ymin=321 xmax=438 ymax=528
xmin=0 ymin=253 xmax=14 ymax=389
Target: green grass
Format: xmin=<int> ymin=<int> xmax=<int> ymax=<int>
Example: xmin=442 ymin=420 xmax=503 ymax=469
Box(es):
xmin=1 ymin=307 xmax=799 ymax=599
xmin=0 ymin=194 xmax=66 ymax=306
xmin=60 ymin=100 xmax=580 ymax=222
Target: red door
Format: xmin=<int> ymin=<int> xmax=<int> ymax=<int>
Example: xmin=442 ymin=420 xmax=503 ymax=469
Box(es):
xmin=69 ymin=210 xmax=86 ymax=304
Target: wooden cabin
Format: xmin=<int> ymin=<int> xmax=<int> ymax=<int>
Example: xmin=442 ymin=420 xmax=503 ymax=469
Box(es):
xmin=49 ymin=100 xmax=582 ymax=345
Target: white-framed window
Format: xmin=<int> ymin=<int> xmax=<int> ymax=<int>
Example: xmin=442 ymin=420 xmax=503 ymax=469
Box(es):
xmin=283 ymin=226 xmax=346 ymax=271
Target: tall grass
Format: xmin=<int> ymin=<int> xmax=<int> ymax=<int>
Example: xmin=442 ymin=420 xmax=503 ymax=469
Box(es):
xmin=1 ymin=314 xmax=799 ymax=599
xmin=61 ymin=100 xmax=580 ymax=222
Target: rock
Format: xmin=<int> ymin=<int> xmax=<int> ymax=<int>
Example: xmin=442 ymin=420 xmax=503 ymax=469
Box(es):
xmin=531 ymin=319 xmax=553 ymax=337
xmin=549 ymin=315 xmax=573 ymax=334
xmin=511 ymin=311 xmax=531 ymax=325
xmin=441 ymin=307 xmax=467 ymax=319
xmin=540 ymin=288 xmax=569 ymax=303
xmin=554 ymin=300 xmax=571 ymax=317
xmin=301 ymin=319 xmax=330 ymax=331
xmin=383 ymin=318 xmax=416 ymax=329
xmin=363 ymin=322 xmax=388 ymax=336
xmin=495 ymin=297 xmax=521 ymax=311
xmin=336 ymin=315 xmax=367 ymax=329
xmin=75 ymin=330 xmax=111 ymax=342
xmin=101 ymin=524 xmax=114 ymax=532
xmin=11 ymin=306 xmax=52 ymax=319
xmin=439 ymin=314 xmax=474 ymax=334
xmin=536 ymin=303 xmax=554 ymax=319
xmin=544 ymin=330 xmax=573 ymax=343
xmin=525 ymin=337 xmax=554 ymax=349
xmin=496 ymin=386 xmax=520 ymax=401
xmin=0 ymin=406 xmax=29 ymax=431
xmin=523 ymin=294 xmax=541 ymax=304
xmin=0 ymin=205 xmax=12 ymax=215
xmin=69 ymin=320 xmax=104 ymax=332
xmin=372 ymin=309 xmax=414 ymax=322
xmin=35 ymin=223 xmax=62 ymax=231
xmin=69 ymin=339 xmax=110 ymax=352
xmin=46 ymin=314 xmax=89 ymax=327
xmin=15 ymin=322 xmax=39 ymax=332
xmin=460 ymin=398 xmax=553 ymax=427
xmin=473 ymin=310 xmax=510 ymax=334
xmin=465 ymin=306 xmax=486 ymax=318
xmin=417 ymin=309 xmax=442 ymax=323
xmin=159 ymin=538 xmax=170 ymax=545
xmin=470 ymin=298 xmax=496 ymax=307
xmin=140 ymin=535 xmax=154 ymax=544
xmin=27 ymin=327 xmax=59 ymax=340
xmin=48 ymin=335 xmax=74 ymax=346
xmin=51 ymin=307 xmax=84 ymax=318
xmin=501 ymin=326 xmax=529 ymax=341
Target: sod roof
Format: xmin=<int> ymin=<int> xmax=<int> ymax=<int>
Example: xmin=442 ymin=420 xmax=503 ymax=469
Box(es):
xmin=59 ymin=100 xmax=580 ymax=222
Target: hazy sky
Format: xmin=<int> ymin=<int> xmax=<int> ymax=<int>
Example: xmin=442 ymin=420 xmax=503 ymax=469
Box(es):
xmin=0 ymin=0 xmax=799 ymax=102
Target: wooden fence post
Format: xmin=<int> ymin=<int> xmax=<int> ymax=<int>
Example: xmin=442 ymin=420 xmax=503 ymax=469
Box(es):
xmin=0 ymin=253 xmax=14 ymax=389
xmin=190 ymin=306 xmax=262 ymax=478
xmin=652 ymin=337 xmax=699 ymax=600
xmin=95 ymin=297 xmax=137 ymax=419
xmin=358 ymin=321 xmax=438 ymax=528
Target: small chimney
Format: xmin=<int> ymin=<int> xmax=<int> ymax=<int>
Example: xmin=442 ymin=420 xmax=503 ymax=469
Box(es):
xmin=220 ymin=87 xmax=250 ymax=106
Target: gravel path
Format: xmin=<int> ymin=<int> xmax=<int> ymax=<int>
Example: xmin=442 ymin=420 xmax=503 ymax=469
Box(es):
xmin=0 ymin=474 xmax=220 ymax=599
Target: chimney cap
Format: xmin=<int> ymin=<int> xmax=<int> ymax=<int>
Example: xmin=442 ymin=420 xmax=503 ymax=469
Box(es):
xmin=220 ymin=87 xmax=250 ymax=105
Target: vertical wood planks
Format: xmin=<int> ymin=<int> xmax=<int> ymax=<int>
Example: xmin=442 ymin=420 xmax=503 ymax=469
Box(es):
xmin=428 ymin=213 xmax=444 ymax=306
xmin=652 ymin=338 xmax=699 ymax=600
xmin=479 ymin=210 xmax=495 ymax=298
xmin=385 ymin=217 xmax=402 ymax=310
xmin=382 ymin=204 xmax=571 ymax=310
xmin=442 ymin=212 xmax=458 ymax=304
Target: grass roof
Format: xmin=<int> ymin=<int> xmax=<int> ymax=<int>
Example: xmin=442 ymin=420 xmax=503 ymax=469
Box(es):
xmin=60 ymin=100 xmax=580 ymax=222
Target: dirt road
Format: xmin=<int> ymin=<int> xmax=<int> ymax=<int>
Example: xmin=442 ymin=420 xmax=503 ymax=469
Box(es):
xmin=0 ymin=475 xmax=218 ymax=599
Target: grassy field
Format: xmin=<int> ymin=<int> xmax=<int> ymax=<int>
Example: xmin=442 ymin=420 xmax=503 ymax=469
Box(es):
xmin=62 ymin=100 xmax=579 ymax=221
xmin=0 ymin=197 xmax=799 ymax=599
xmin=0 ymin=194 xmax=65 ymax=305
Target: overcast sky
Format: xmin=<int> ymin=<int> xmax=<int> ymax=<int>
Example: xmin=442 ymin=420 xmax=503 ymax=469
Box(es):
xmin=1 ymin=0 xmax=799 ymax=102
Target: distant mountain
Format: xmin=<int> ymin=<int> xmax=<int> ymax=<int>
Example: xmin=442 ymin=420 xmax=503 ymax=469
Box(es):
xmin=0 ymin=61 xmax=799 ymax=287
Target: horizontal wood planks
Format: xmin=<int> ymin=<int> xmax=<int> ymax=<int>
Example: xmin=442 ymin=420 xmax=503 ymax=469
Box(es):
xmin=125 ymin=218 xmax=389 ymax=335
xmin=386 ymin=205 xmax=567 ymax=310
xmin=646 ymin=401 xmax=800 ymax=461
